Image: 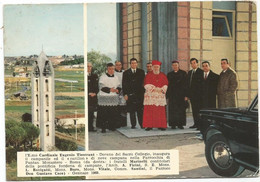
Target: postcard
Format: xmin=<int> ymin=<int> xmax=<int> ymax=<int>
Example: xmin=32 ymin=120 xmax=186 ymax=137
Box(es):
xmin=1 ymin=0 xmax=259 ymax=182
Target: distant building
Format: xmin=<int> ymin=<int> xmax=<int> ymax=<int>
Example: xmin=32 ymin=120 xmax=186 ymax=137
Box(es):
xmin=56 ymin=114 xmax=85 ymax=128
xmin=31 ymin=51 xmax=55 ymax=151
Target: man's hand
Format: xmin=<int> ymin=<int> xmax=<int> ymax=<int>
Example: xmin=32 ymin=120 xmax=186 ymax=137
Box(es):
xmin=110 ymin=88 xmax=117 ymax=92
xmin=185 ymin=97 xmax=188 ymax=101
xmin=89 ymin=93 xmax=96 ymax=97
xmin=124 ymin=95 xmax=128 ymax=101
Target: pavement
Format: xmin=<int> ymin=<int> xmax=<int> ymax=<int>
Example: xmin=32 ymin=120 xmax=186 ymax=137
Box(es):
xmin=116 ymin=113 xmax=199 ymax=138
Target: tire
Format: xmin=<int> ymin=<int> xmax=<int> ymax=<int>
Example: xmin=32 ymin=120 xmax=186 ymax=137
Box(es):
xmin=205 ymin=134 xmax=245 ymax=177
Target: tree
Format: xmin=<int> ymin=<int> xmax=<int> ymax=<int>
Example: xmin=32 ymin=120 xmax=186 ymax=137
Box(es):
xmin=87 ymin=50 xmax=112 ymax=76
xmin=22 ymin=113 xmax=32 ymax=122
xmin=6 ymin=120 xmax=26 ymax=150
xmin=21 ymin=122 xmax=40 ymax=148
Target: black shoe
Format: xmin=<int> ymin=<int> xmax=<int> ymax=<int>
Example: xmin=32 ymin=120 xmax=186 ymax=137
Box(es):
xmin=131 ymin=126 xmax=136 ymax=129
xmin=159 ymin=128 xmax=166 ymax=131
xmin=110 ymin=128 xmax=116 ymax=131
xmin=171 ymin=126 xmax=176 ymax=129
xmin=145 ymin=128 xmax=152 ymax=131
xmin=196 ymin=128 xmax=200 ymax=131
xmin=178 ymin=126 xmax=184 ymax=129
xmin=101 ymin=129 xmax=106 ymax=133
xmin=189 ymin=125 xmax=197 ymax=128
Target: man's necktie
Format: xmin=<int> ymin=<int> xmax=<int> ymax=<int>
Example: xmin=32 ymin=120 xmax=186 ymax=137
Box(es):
xmin=204 ymin=73 xmax=207 ymax=80
xmin=190 ymin=70 xmax=194 ymax=86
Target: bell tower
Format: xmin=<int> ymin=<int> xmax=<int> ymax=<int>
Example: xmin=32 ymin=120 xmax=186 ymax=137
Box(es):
xmin=31 ymin=51 xmax=55 ymax=151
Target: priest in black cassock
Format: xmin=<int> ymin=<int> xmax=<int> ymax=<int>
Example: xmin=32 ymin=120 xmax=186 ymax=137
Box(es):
xmin=166 ymin=60 xmax=188 ymax=129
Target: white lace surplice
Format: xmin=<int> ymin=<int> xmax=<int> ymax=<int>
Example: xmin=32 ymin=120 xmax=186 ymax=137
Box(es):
xmin=143 ymin=84 xmax=168 ymax=106
xmin=98 ymin=73 xmax=120 ymax=106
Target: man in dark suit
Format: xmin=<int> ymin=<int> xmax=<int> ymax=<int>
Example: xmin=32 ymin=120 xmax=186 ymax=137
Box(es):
xmin=198 ymin=61 xmax=219 ymax=135
xmin=201 ymin=61 xmax=219 ymax=109
xmin=87 ymin=62 xmax=99 ymax=132
xmin=187 ymin=58 xmax=203 ymax=130
xmin=122 ymin=58 xmax=145 ymax=129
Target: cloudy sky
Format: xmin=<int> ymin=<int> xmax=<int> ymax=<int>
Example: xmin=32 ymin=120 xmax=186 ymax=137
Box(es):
xmin=87 ymin=3 xmax=117 ymax=60
xmin=4 ymin=4 xmax=83 ymax=56
xmin=3 ymin=3 xmax=117 ymax=60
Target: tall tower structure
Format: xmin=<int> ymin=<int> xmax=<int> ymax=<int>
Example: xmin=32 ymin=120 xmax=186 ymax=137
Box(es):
xmin=31 ymin=51 xmax=55 ymax=151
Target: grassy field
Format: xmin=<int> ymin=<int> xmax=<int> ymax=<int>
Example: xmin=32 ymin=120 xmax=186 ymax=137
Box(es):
xmin=55 ymin=69 xmax=84 ymax=92
xmin=5 ymin=67 xmax=85 ymax=181
xmin=5 ymin=68 xmax=85 ymax=122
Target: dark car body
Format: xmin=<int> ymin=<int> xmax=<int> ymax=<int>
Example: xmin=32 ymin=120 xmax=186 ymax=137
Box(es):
xmin=200 ymin=95 xmax=259 ymax=175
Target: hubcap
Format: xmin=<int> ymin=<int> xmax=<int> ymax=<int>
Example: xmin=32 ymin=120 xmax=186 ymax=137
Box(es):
xmin=211 ymin=141 xmax=233 ymax=169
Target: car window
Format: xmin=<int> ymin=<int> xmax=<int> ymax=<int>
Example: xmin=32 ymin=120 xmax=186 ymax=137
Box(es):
xmin=252 ymin=103 xmax=258 ymax=112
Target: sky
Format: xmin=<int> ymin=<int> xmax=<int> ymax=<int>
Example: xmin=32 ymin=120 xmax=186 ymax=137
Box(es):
xmin=4 ymin=4 xmax=84 ymax=56
xmin=3 ymin=3 xmax=118 ymax=60
xmin=87 ymin=3 xmax=117 ymax=61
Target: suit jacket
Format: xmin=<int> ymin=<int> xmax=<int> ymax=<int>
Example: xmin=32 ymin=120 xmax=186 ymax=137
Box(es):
xmin=217 ymin=67 xmax=238 ymax=108
xmin=201 ymin=70 xmax=219 ymax=108
xmin=122 ymin=68 xmax=145 ymax=110
xmin=187 ymin=67 xmax=204 ymax=100
xmin=88 ymin=73 xmax=99 ymax=110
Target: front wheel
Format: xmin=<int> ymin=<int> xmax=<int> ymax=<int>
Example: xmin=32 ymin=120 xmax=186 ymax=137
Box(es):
xmin=205 ymin=134 xmax=245 ymax=177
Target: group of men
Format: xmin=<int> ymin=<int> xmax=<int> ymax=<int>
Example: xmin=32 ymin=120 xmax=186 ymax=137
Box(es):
xmin=88 ymin=57 xmax=238 ymax=133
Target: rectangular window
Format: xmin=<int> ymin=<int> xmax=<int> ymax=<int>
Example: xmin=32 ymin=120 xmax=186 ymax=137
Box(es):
xmin=213 ymin=11 xmax=232 ymax=37
xmin=46 ymin=95 xmax=49 ymax=106
xmin=36 ymin=79 xmax=39 ymax=91
xmin=36 ymin=94 xmax=39 ymax=106
xmin=45 ymin=79 xmax=49 ymax=92
xmin=46 ymin=110 xmax=49 ymax=121
xmin=36 ymin=109 xmax=39 ymax=121
xmin=46 ymin=125 xmax=49 ymax=136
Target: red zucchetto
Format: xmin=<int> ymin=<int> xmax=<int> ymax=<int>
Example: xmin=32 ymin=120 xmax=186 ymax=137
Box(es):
xmin=152 ymin=60 xmax=162 ymax=66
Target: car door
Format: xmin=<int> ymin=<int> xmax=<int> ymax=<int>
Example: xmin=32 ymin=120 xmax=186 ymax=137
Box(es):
xmin=231 ymin=97 xmax=258 ymax=169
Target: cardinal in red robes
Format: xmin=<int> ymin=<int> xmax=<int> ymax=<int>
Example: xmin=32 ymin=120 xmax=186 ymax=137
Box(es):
xmin=143 ymin=60 xmax=168 ymax=131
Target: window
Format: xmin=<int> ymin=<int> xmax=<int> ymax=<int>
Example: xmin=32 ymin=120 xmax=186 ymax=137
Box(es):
xmin=36 ymin=79 xmax=39 ymax=91
xmin=33 ymin=64 xmax=40 ymax=78
xmin=36 ymin=109 xmax=39 ymax=121
xmin=36 ymin=94 xmax=39 ymax=106
xmin=46 ymin=94 xmax=49 ymax=106
xmin=213 ymin=11 xmax=233 ymax=37
xmin=46 ymin=110 xmax=49 ymax=121
xmin=46 ymin=125 xmax=49 ymax=136
xmin=43 ymin=61 xmax=52 ymax=77
xmin=252 ymin=103 xmax=258 ymax=112
xmin=45 ymin=79 xmax=49 ymax=92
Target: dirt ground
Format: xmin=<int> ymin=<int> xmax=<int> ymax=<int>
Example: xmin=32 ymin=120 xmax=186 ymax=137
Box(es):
xmin=88 ymin=131 xmax=257 ymax=179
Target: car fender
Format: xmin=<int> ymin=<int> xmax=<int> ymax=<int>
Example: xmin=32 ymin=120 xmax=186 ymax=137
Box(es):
xmin=204 ymin=125 xmax=224 ymax=142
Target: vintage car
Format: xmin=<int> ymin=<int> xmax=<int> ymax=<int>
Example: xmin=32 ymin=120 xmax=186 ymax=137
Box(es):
xmin=199 ymin=95 xmax=259 ymax=177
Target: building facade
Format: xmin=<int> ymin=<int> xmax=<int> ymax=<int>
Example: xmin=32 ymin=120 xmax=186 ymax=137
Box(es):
xmin=31 ymin=51 xmax=55 ymax=151
xmin=117 ymin=1 xmax=258 ymax=107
